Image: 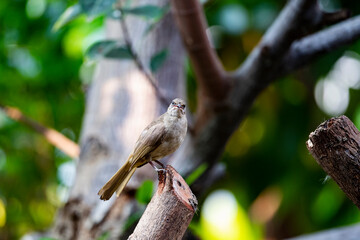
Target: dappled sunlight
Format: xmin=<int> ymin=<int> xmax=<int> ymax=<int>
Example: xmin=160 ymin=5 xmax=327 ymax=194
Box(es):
xmin=28 ymin=200 xmax=55 ymax=228
xmin=218 ymin=4 xmax=249 ymax=35
xmin=57 ymin=161 xmax=76 ymax=188
xmin=249 ymin=186 xmax=282 ymax=224
xmin=119 ymin=70 xmax=157 ymax=146
xmin=0 ymin=198 xmax=6 ymax=227
xmin=26 ymin=0 xmax=46 ymax=19
xmin=315 ymin=51 xmax=360 ymax=115
xmin=315 ymin=78 xmax=349 ymax=115
xmin=200 ymin=190 xmax=255 ymax=240
xmin=7 ymin=47 xmax=42 ymax=79
xmin=100 ymin=78 xmax=122 ymax=118
xmin=226 ymin=116 xmax=265 ymax=157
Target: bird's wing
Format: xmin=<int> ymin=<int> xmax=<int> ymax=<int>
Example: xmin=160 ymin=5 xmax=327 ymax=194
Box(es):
xmin=129 ymin=115 xmax=166 ymax=167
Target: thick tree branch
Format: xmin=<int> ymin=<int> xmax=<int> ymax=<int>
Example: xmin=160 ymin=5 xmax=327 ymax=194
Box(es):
xmin=0 ymin=105 xmax=80 ymax=159
xmin=171 ymin=0 xmax=228 ymax=100
xmin=283 ymin=15 xmax=360 ymax=74
xmin=260 ymin=0 xmax=313 ymax=55
xmin=172 ymin=0 xmax=360 ymax=182
xmin=128 ymin=165 xmax=197 ymax=240
xmin=235 ymin=0 xmax=315 ymax=90
xmin=321 ymin=9 xmax=351 ymax=26
xmin=306 ymin=115 xmax=360 ymax=209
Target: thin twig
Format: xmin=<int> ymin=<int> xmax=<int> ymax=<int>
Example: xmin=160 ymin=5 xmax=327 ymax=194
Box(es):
xmin=0 ymin=104 xmax=80 ymax=159
xmin=118 ymin=8 xmax=169 ymax=108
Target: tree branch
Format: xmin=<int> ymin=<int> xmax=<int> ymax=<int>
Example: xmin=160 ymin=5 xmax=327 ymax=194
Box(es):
xmin=171 ymin=0 xmax=228 ymax=100
xmin=172 ymin=0 xmax=360 ymax=182
xmin=287 ymin=223 xmax=360 ymax=240
xmin=128 ymin=165 xmax=197 ymax=240
xmin=118 ymin=6 xmax=170 ymax=108
xmin=235 ymin=0 xmax=315 ymax=88
xmin=0 ymin=105 xmax=80 ymax=159
xmin=283 ymin=15 xmax=360 ymax=74
xmin=306 ymin=115 xmax=360 ymax=209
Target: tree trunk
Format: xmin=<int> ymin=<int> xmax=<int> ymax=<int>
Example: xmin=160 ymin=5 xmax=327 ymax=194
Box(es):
xmin=51 ymin=0 xmax=186 ymax=239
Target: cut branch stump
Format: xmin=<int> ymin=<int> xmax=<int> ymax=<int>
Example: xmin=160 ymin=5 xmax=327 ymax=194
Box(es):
xmin=306 ymin=115 xmax=360 ymax=209
xmin=128 ymin=165 xmax=198 ymax=240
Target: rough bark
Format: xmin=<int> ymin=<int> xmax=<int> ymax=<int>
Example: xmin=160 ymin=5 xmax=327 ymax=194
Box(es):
xmin=306 ymin=115 xmax=360 ymax=209
xmin=129 ymin=165 xmax=197 ymax=240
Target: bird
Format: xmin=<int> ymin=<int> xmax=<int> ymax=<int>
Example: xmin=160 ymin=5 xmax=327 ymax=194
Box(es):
xmin=98 ymin=98 xmax=187 ymax=200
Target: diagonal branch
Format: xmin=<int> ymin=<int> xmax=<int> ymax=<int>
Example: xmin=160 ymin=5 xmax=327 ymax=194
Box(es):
xmin=260 ymin=0 xmax=314 ymax=55
xmin=171 ymin=0 xmax=228 ymax=100
xmin=235 ymin=0 xmax=316 ymax=88
xmin=118 ymin=8 xmax=169 ymax=108
xmin=282 ymin=15 xmax=360 ymax=74
xmin=0 ymin=105 xmax=80 ymax=159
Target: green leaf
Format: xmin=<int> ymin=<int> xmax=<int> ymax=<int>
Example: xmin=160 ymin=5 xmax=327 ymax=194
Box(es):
xmin=122 ymin=5 xmax=165 ymax=20
xmin=96 ymin=232 xmax=110 ymax=240
xmin=150 ymin=49 xmax=168 ymax=72
xmin=135 ymin=180 xmax=153 ymax=204
xmin=52 ymin=4 xmax=83 ymax=32
xmin=105 ymin=46 xmax=133 ymax=59
xmin=185 ymin=163 xmax=207 ymax=185
xmin=123 ymin=209 xmax=144 ymax=230
xmin=80 ymin=0 xmax=116 ymax=16
xmin=86 ymin=40 xmax=133 ymax=60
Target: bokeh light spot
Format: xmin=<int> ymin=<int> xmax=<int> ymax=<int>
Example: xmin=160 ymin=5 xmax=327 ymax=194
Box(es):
xmin=57 ymin=161 xmax=76 ymax=187
xmin=252 ymin=3 xmax=277 ymax=31
xmin=26 ymin=0 xmax=46 ymax=19
xmin=218 ymin=4 xmax=249 ymax=35
xmin=201 ymin=190 xmax=254 ymax=240
xmin=0 ymin=198 xmax=6 ymax=227
xmin=7 ymin=47 xmax=42 ymax=79
xmin=315 ymin=78 xmax=349 ymax=116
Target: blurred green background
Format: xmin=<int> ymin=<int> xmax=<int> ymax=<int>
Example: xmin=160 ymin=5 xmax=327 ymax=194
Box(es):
xmin=1 ymin=0 xmax=360 ymax=239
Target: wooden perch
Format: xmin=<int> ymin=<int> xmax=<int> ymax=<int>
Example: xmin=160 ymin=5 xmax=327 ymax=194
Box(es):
xmin=128 ymin=165 xmax=197 ymax=240
xmin=306 ymin=115 xmax=360 ymax=209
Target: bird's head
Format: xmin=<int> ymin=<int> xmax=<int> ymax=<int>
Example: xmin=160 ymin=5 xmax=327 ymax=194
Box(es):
xmin=167 ymin=98 xmax=186 ymax=117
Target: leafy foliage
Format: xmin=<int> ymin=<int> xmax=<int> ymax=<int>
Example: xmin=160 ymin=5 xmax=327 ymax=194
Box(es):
xmin=1 ymin=0 xmax=360 ymax=239
xmin=79 ymin=0 xmax=116 ymax=16
xmin=150 ymin=49 xmax=168 ymax=73
xmin=52 ymin=4 xmax=83 ymax=31
xmin=135 ymin=180 xmax=154 ymax=204
xmin=86 ymin=40 xmax=132 ymax=60
xmin=121 ymin=5 xmax=166 ymax=20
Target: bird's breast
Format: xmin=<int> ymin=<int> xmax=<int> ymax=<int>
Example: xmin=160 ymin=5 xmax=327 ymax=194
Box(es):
xmin=151 ymin=116 xmax=187 ymax=160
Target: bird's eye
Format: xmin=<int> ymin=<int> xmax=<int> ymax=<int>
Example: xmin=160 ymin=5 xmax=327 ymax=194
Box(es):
xmin=172 ymin=102 xmax=176 ymax=105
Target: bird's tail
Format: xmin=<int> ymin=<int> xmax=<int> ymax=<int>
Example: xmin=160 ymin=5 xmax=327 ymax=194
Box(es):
xmin=98 ymin=156 xmax=136 ymax=200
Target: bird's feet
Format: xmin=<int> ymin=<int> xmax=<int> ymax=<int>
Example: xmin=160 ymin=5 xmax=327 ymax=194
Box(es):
xmin=149 ymin=161 xmax=166 ymax=173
